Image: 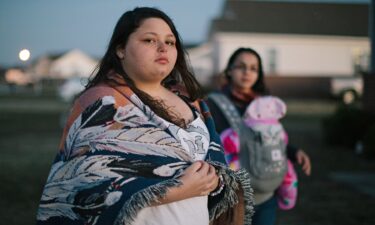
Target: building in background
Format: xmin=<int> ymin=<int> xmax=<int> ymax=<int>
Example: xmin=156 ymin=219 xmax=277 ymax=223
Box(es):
xmin=188 ymin=0 xmax=369 ymax=100
xmin=48 ymin=49 xmax=98 ymax=101
xmin=49 ymin=49 xmax=97 ymax=79
xmin=187 ymin=43 xmax=214 ymax=86
xmin=2 ymin=49 xmax=98 ymax=99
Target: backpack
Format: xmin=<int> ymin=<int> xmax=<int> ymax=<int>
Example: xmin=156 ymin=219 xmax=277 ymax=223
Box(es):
xmin=208 ymin=93 xmax=288 ymax=193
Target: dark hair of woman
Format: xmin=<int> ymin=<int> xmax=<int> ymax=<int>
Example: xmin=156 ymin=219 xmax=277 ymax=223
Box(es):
xmin=224 ymin=47 xmax=267 ymax=94
xmin=85 ymin=7 xmax=202 ymax=127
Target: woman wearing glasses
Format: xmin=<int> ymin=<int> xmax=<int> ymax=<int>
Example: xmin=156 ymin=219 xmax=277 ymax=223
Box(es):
xmin=207 ymin=47 xmax=312 ymax=225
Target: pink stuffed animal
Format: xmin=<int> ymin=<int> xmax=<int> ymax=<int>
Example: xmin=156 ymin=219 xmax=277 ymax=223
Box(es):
xmin=244 ymin=95 xmax=286 ymax=122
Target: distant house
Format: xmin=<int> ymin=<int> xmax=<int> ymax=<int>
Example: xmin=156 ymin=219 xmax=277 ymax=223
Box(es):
xmin=30 ymin=53 xmax=63 ymax=81
xmin=187 ymin=43 xmax=214 ymax=85
xmin=45 ymin=49 xmax=99 ymax=101
xmin=3 ymin=49 xmax=99 ymax=96
xmin=49 ymin=49 xmax=98 ymax=79
xmin=188 ymin=0 xmax=369 ymax=87
xmin=25 ymin=49 xmax=98 ymax=81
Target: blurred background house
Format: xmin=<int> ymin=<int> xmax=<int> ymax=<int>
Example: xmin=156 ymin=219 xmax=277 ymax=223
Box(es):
xmin=0 ymin=0 xmax=370 ymax=103
xmin=48 ymin=49 xmax=97 ymax=80
xmin=187 ymin=0 xmax=369 ymax=102
xmin=2 ymin=49 xmax=98 ymax=101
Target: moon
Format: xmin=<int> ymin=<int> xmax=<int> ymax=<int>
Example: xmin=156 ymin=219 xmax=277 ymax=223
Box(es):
xmin=19 ymin=49 xmax=31 ymax=61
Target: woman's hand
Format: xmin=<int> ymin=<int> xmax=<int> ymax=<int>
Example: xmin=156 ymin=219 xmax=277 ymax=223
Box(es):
xmin=156 ymin=161 xmax=219 ymax=205
xmin=179 ymin=161 xmax=219 ymax=197
xmin=296 ymin=149 xmax=311 ymax=176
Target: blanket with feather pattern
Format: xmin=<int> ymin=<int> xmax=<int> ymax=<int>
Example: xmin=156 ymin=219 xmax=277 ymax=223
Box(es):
xmin=36 ymin=84 xmax=253 ymax=225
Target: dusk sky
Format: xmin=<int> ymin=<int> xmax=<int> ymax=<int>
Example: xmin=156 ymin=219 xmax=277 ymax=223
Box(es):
xmin=0 ymin=0 xmax=369 ymax=67
xmin=0 ymin=0 xmax=224 ymax=67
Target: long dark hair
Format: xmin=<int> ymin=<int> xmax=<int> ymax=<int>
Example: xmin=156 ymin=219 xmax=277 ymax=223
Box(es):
xmin=85 ymin=7 xmax=202 ymax=127
xmin=224 ymin=47 xmax=267 ymax=94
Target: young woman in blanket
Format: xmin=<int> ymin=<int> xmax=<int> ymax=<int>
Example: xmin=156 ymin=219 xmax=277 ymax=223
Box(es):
xmin=207 ymin=47 xmax=312 ymax=225
xmin=36 ymin=7 xmax=253 ymax=225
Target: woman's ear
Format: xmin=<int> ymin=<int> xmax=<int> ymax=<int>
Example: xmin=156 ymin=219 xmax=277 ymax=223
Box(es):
xmin=116 ymin=46 xmax=125 ymax=59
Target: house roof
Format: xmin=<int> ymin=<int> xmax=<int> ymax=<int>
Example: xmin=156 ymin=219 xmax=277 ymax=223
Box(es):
xmin=210 ymin=0 xmax=368 ymax=37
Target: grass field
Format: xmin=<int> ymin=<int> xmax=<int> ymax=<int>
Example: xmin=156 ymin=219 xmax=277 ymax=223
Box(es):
xmin=0 ymin=94 xmax=374 ymax=225
xmin=0 ymin=94 xmax=68 ymax=225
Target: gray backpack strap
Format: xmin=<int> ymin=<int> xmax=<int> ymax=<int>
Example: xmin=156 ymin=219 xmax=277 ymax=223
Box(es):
xmin=208 ymin=93 xmax=248 ymax=169
xmin=207 ymin=93 xmax=243 ymax=136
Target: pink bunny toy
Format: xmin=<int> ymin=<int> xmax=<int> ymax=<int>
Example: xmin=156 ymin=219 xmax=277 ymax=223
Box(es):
xmin=244 ymin=96 xmax=289 ymax=145
xmin=244 ymin=95 xmax=287 ymax=126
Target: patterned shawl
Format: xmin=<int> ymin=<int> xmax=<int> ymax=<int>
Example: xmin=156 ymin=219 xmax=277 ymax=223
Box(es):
xmin=36 ymin=82 xmax=253 ymax=225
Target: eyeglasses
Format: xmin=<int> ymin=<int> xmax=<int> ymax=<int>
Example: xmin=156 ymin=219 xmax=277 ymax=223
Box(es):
xmin=231 ymin=64 xmax=258 ymax=73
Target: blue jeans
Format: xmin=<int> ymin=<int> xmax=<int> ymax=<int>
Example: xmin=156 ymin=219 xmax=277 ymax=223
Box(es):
xmin=252 ymin=195 xmax=278 ymax=225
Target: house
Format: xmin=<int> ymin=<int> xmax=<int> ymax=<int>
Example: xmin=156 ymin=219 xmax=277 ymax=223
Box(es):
xmin=49 ymin=49 xmax=98 ymax=79
xmin=188 ymin=0 xmax=369 ymax=96
xmin=16 ymin=49 xmax=98 ymax=81
xmin=187 ymin=43 xmax=214 ymax=85
xmin=3 ymin=49 xmax=98 ymax=96
xmin=46 ymin=49 xmax=98 ymax=101
xmin=29 ymin=53 xmax=63 ymax=81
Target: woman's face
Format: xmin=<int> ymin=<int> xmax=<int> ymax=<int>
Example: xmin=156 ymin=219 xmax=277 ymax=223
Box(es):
xmin=117 ymin=18 xmax=177 ymax=87
xmin=228 ymin=52 xmax=259 ymax=92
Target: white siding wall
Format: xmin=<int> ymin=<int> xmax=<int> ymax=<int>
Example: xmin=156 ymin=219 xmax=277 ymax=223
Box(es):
xmin=212 ymin=32 xmax=370 ymax=76
xmin=50 ymin=49 xmax=98 ymax=79
xmin=187 ymin=44 xmax=214 ymax=85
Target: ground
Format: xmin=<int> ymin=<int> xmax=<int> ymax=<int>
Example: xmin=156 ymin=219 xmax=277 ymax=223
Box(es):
xmin=0 ymin=94 xmax=374 ymax=225
xmin=277 ymin=100 xmax=375 ymax=225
